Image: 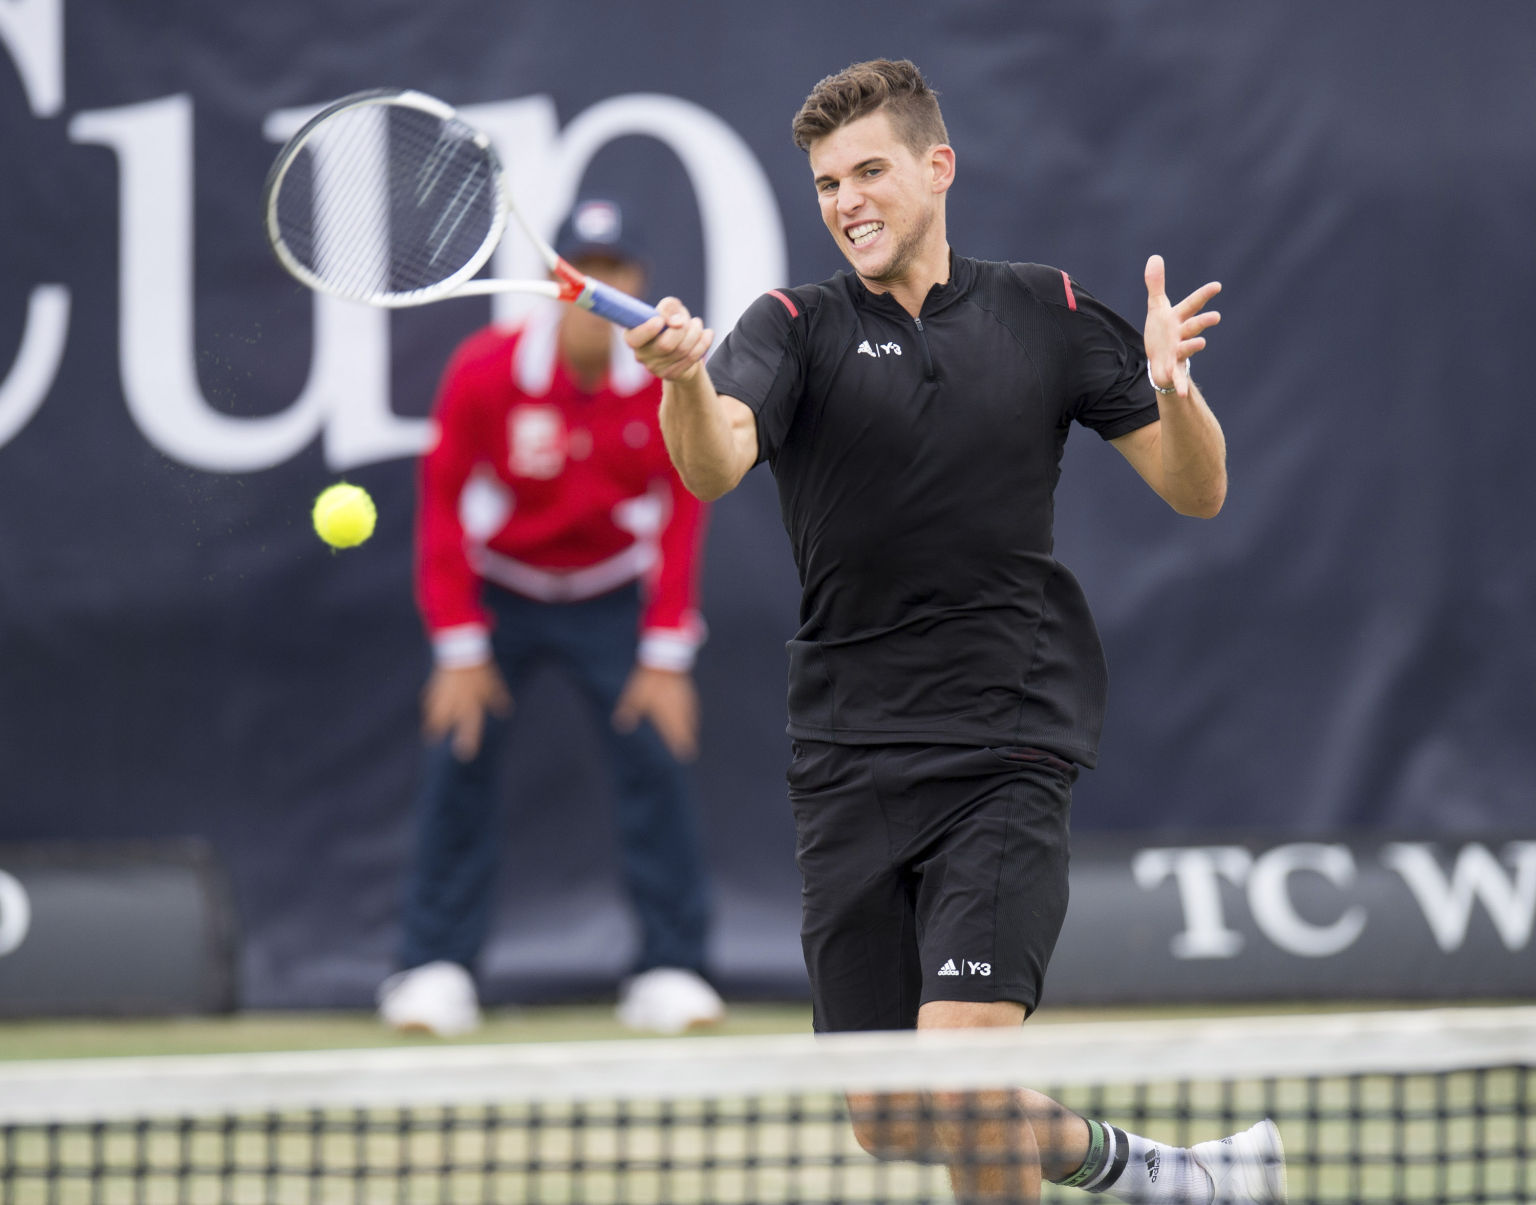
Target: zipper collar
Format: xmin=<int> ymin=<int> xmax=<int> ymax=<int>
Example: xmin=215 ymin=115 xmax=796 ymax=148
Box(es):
xmin=849 ymin=250 xmax=974 ymax=319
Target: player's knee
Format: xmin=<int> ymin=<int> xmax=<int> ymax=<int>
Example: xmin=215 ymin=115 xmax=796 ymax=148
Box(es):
xmin=847 ymin=1093 xmax=935 ymax=1162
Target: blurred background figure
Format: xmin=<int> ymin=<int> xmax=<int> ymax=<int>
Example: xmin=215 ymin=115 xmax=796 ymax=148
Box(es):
xmin=377 ymin=198 xmax=723 ymax=1037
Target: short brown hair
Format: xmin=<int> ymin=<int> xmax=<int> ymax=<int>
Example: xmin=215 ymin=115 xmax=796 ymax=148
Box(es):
xmin=791 ymin=59 xmax=949 ymax=154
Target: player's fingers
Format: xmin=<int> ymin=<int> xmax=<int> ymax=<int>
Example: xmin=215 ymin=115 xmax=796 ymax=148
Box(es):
xmin=648 ymin=315 xmax=699 ymax=360
xmin=652 ymin=321 xmax=713 ymax=381
xmin=654 ymin=296 xmax=694 ymax=326
xmin=623 ymin=314 xmax=666 ymax=350
xmin=1181 ymin=311 xmax=1221 ymax=339
xmin=1148 ymin=346 xmax=1181 ymax=394
xmin=1144 ymin=254 xmax=1168 ymax=304
xmin=1175 ymin=281 xmax=1222 ymax=316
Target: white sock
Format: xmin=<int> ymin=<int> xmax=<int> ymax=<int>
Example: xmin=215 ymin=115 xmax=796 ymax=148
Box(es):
xmin=1071 ymin=1122 xmax=1213 ymax=1204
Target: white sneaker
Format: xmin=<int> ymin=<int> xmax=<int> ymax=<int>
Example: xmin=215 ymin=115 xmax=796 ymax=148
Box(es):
xmin=377 ymin=960 xmax=481 ymax=1037
xmin=1192 ymin=1119 xmax=1287 ymax=1204
xmin=615 ymin=967 xmax=725 ymax=1034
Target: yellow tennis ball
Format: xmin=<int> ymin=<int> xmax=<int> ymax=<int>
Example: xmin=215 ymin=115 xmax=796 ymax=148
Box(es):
xmin=312 ymin=482 xmax=376 ymax=549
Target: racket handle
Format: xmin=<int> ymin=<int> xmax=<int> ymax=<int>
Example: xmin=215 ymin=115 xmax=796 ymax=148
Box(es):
xmin=579 ymin=279 xmax=661 ymax=328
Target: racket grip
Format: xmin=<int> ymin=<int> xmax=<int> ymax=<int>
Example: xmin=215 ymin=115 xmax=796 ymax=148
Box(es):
xmin=580 ymin=279 xmax=660 ymax=328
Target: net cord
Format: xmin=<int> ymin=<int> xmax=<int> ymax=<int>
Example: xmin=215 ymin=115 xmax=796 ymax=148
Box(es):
xmin=1 ymin=1007 xmax=1532 ymax=1125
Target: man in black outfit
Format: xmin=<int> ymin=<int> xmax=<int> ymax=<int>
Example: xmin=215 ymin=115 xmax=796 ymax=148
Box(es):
xmin=628 ymin=59 xmax=1286 ymax=1205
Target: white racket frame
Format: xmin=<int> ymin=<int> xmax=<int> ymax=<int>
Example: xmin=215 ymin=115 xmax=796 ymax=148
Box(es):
xmin=263 ymin=88 xmax=564 ymax=308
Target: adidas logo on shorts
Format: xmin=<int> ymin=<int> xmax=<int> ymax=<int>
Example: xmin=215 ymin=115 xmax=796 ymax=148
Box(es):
xmin=937 ymin=959 xmax=960 ymax=976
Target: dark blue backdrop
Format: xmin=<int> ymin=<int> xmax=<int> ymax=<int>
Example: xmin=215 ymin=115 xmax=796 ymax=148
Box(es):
xmin=1 ymin=1 xmax=1532 ymax=1007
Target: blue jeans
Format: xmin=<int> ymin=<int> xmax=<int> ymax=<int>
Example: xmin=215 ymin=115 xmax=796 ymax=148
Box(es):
xmin=397 ymin=582 xmax=711 ymax=979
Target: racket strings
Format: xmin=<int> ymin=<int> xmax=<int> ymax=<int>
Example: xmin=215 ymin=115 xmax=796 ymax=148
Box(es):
xmin=270 ymin=102 xmax=502 ymax=303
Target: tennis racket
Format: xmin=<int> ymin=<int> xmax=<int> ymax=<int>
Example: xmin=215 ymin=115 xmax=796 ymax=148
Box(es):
xmin=262 ymin=88 xmax=659 ymax=326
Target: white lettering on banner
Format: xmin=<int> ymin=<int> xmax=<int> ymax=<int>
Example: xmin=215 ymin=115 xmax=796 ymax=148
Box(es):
xmin=0 ymin=0 xmax=69 ymax=447
xmin=0 ymin=871 xmax=31 ymax=958
xmin=537 ymin=93 xmax=785 ymax=340
xmin=460 ymin=93 xmax=787 ymax=339
xmin=1245 ymin=843 xmax=1367 ymax=958
xmin=1132 ymin=846 xmax=1252 ymax=958
xmin=0 ymin=285 xmax=69 ymax=447
xmin=70 ymin=96 xmax=413 ymax=473
xmin=0 ymin=0 xmax=62 ymax=116
xmin=1382 ymin=841 xmax=1536 ymax=952
xmin=1136 ymin=840 xmax=1536 ymax=960
xmin=0 ymin=83 xmax=784 ymax=470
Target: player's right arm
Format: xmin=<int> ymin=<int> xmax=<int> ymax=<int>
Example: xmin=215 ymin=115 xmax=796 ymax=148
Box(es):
xmin=627 ymin=299 xmax=757 ymax=501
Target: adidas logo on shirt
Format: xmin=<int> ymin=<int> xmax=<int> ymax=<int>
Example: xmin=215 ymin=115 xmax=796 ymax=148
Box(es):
xmin=856 ymin=339 xmax=904 ymax=358
xmin=937 ymin=958 xmax=960 ymax=976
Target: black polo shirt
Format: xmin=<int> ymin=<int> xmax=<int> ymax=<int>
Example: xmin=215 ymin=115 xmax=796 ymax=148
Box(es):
xmin=706 ymin=254 xmax=1158 ymax=767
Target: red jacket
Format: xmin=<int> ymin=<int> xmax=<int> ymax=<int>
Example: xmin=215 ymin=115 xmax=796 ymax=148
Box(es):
xmin=416 ymin=308 xmax=707 ymax=671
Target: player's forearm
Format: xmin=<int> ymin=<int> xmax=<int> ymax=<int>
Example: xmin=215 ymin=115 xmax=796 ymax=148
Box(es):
xmin=659 ymin=369 xmax=745 ymax=501
xmin=1155 ymin=380 xmax=1227 ymax=518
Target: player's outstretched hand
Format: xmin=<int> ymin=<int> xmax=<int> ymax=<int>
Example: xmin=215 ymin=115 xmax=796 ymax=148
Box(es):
xmin=422 ymin=662 xmax=512 ymax=762
xmin=1144 ymin=255 xmax=1221 ymax=399
xmin=612 ymin=664 xmax=700 ymax=763
xmin=626 ymin=297 xmax=714 ymax=383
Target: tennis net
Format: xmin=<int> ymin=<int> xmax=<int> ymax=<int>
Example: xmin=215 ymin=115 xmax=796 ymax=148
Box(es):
xmin=0 ymin=1006 xmax=1530 ymax=1204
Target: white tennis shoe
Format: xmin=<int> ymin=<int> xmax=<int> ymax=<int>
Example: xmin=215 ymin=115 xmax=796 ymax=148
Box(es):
xmin=377 ymin=960 xmax=481 ymax=1037
xmin=1192 ymin=1119 xmax=1287 ymax=1203
xmin=616 ymin=967 xmax=725 ymax=1035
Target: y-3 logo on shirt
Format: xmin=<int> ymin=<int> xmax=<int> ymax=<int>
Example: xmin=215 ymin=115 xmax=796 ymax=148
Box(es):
xmin=936 ymin=958 xmax=991 ymax=977
xmin=856 ymin=339 xmax=903 ymax=358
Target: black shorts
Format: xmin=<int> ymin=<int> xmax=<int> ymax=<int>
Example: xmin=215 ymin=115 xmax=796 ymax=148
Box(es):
xmin=788 ymin=741 xmax=1075 ymax=1033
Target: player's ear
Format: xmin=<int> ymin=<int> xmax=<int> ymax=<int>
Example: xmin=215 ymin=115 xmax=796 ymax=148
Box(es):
xmin=929 ymin=144 xmax=956 ymax=194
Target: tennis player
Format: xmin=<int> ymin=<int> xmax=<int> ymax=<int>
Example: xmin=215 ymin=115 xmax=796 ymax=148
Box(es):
xmin=628 ymin=59 xmax=1285 ymax=1203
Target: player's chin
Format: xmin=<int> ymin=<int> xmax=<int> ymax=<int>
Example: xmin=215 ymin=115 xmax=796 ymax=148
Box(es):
xmin=849 ymin=244 xmax=900 ymax=282
xmin=842 ymin=249 xmax=885 ymax=281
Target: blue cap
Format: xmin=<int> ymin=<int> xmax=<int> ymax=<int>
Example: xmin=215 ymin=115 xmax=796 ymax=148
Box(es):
xmin=554 ymin=198 xmax=646 ymax=265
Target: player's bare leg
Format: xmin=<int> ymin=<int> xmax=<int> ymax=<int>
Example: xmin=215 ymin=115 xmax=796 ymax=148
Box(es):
xmin=923 ymin=1001 xmax=1076 ymax=1202
xmin=846 ymin=1001 xmax=1085 ymax=1203
xmin=847 ymin=1000 xmax=1284 ymax=1204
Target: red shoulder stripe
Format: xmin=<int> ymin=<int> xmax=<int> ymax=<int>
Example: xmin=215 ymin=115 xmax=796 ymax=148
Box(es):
xmin=767 ymin=289 xmax=799 ymax=318
xmin=1060 ymin=270 xmax=1077 ymax=311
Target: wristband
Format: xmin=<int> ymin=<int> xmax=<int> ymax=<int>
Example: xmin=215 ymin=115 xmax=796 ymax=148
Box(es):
xmin=1148 ymin=364 xmax=1178 ymax=396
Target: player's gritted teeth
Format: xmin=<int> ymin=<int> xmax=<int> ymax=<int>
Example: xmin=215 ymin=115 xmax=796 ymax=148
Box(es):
xmin=846 ymin=221 xmax=883 ymax=247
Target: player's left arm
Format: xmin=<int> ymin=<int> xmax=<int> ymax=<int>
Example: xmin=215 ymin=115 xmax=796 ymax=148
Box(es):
xmin=1111 ymin=255 xmax=1227 ymax=518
